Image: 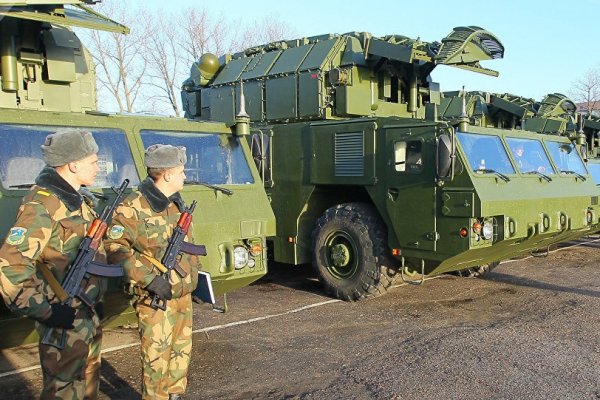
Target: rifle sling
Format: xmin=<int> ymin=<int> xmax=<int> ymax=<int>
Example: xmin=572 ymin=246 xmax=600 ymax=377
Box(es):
xmin=37 ymin=263 xmax=69 ymax=303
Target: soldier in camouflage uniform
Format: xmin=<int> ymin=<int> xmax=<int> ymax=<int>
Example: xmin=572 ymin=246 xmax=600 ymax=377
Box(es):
xmin=0 ymin=129 xmax=107 ymax=400
xmin=104 ymin=144 xmax=200 ymax=400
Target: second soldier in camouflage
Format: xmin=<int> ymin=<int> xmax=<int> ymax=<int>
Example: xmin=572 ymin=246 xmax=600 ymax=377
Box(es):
xmin=105 ymin=144 xmax=200 ymax=400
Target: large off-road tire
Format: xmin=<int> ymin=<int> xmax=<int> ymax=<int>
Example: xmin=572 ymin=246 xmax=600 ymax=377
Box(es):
xmin=312 ymin=203 xmax=398 ymax=301
xmin=455 ymin=261 xmax=499 ymax=278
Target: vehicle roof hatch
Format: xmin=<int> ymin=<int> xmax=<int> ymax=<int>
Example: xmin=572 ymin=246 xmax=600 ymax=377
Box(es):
xmin=435 ymin=26 xmax=504 ymax=76
xmin=0 ymin=1 xmax=129 ymax=34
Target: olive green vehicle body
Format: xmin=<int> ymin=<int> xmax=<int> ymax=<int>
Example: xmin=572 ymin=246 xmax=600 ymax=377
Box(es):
xmin=182 ymin=27 xmax=599 ymax=296
xmin=0 ymin=2 xmax=275 ymax=348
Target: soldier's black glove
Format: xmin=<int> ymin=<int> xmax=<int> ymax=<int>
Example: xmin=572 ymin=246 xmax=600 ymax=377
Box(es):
xmin=146 ymin=276 xmax=172 ymax=300
xmin=44 ymin=304 xmax=76 ymax=329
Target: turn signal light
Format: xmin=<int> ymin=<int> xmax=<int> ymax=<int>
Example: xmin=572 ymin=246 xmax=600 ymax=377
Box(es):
xmin=250 ymin=243 xmax=263 ymax=256
xmin=391 ymin=249 xmax=401 ymax=256
xmin=472 ymin=222 xmax=482 ymax=233
xmin=459 ymin=228 xmax=469 ymax=237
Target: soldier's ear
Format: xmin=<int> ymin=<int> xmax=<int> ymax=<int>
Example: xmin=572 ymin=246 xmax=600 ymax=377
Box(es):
xmin=67 ymin=162 xmax=78 ymax=173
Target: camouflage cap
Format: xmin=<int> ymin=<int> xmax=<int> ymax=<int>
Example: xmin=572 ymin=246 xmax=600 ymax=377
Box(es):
xmin=41 ymin=129 xmax=99 ymax=167
xmin=144 ymin=144 xmax=187 ymax=169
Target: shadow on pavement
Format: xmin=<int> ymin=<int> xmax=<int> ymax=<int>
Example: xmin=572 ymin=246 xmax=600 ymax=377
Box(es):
xmin=252 ymin=262 xmax=332 ymax=298
xmin=484 ymin=272 xmax=600 ymax=299
xmin=99 ymin=359 xmax=139 ymax=399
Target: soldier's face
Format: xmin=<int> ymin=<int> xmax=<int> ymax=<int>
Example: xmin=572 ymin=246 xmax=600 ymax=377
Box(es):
xmin=73 ymin=153 xmax=100 ymax=186
xmin=166 ymin=165 xmax=186 ymax=193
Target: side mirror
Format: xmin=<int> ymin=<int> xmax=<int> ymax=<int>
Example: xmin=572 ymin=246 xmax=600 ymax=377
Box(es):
xmin=436 ymin=133 xmax=454 ymax=179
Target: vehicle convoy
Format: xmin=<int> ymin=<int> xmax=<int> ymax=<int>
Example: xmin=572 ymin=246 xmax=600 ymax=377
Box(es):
xmin=182 ymin=26 xmax=600 ymax=300
xmin=0 ymin=1 xmax=275 ymax=348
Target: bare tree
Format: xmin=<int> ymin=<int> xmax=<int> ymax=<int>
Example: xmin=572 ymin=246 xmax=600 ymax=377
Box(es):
xmin=143 ymin=11 xmax=185 ymax=116
xmin=230 ymin=14 xmax=296 ymax=52
xmin=82 ymin=2 xmax=149 ymax=113
xmin=178 ymin=8 xmax=231 ymax=65
xmin=570 ymin=67 xmax=600 ymax=117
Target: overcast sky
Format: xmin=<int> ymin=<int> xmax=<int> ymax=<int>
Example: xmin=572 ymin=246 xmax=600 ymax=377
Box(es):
xmin=109 ymin=0 xmax=600 ymax=102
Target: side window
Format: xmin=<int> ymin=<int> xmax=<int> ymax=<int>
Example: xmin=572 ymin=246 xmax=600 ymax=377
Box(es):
xmin=251 ymin=131 xmax=273 ymax=186
xmin=141 ymin=130 xmax=254 ymax=185
xmin=0 ymin=125 xmax=137 ymax=190
xmin=92 ymin=130 xmax=140 ymax=188
xmin=394 ymin=140 xmax=422 ymax=172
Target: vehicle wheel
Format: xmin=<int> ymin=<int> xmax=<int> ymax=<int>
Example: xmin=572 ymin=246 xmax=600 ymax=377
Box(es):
xmin=312 ymin=203 xmax=397 ymax=301
xmin=456 ymin=261 xmax=499 ymax=278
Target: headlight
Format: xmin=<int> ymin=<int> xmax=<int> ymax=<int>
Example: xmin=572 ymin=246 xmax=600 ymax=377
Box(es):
xmin=233 ymin=246 xmax=249 ymax=269
xmin=482 ymin=221 xmax=494 ymax=240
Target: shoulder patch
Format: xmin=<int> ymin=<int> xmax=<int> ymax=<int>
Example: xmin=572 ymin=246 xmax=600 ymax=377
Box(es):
xmin=108 ymin=225 xmax=125 ymax=240
xmin=6 ymin=227 xmax=27 ymax=245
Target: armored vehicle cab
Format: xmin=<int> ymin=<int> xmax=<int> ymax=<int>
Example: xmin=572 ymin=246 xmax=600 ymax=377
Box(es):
xmin=183 ymin=26 xmax=600 ymax=301
xmin=0 ymin=1 xmax=275 ymax=347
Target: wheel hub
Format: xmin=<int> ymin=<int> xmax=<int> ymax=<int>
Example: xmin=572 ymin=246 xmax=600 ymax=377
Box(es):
xmin=330 ymin=243 xmax=351 ymax=267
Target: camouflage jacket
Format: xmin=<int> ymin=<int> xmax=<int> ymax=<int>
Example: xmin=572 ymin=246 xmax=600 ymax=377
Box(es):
xmin=105 ymin=178 xmax=200 ymax=299
xmin=0 ymin=167 xmax=107 ymax=321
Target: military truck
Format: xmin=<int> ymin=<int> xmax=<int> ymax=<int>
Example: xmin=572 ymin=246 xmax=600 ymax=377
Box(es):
xmin=0 ymin=1 xmax=275 ymax=347
xmin=182 ymin=26 xmax=600 ymax=300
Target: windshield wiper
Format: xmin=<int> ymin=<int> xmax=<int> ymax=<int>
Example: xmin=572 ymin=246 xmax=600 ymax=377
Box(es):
xmin=185 ymin=180 xmax=233 ymax=195
xmin=560 ymin=170 xmax=587 ymax=181
xmin=475 ymin=168 xmax=510 ymax=182
xmin=524 ymin=170 xmax=552 ymax=182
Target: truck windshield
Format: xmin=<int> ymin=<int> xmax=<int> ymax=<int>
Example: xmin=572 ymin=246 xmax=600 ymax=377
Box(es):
xmin=0 ymin=124 xmax=138 ymax=189
xmin=141 ymin=130 xmax=254 ymax=185
xmin=456 ymin=132 xmax=515 ymax=175
xmin=586 ymin=162 xmax=600 ymax=184
xmin=506 ymin=137 xmax=554 ymax=174
xmin=545 ymin=141 xmax=588 ymax=177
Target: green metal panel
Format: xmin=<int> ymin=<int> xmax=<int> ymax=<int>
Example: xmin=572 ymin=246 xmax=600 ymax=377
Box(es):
xmin=268 ymin=44 xmax=313 ymax=76
xmin=241 ymin=80 xmax=264 ymax=121
xmin=212 ymin=57 xmax=252 ymax=85
xmin=441 ymin=190 xmax=475 ymax=217
xmin=266 ymin=76 xmax=296 ymax=120
xmin=298 ymin=71 xmax=321 ymax=119
xmin=299 ymin=38 xmax=339 ymax=71
xmin=208 ymin=86 xmax=235 ymax=123
xmin=309 ymin=120 xmax=377 ymax=185
xmin=340 ymin=36 xmax=367 ymax=66
xmin=241 ymin=51 xmax=282 ymax=80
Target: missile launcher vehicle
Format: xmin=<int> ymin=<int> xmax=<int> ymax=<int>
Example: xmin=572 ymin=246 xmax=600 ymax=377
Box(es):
xmin=182 ymin=26 xmax=600 ymax=301
xmin=0 ymin=0 xmax=275 ymax=347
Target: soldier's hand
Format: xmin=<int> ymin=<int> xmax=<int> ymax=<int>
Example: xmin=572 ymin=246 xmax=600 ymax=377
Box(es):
xmin=44 ymin=304 xmax=76 ymax=329
xmin=146 ymin=276 xmax=172 ymax=300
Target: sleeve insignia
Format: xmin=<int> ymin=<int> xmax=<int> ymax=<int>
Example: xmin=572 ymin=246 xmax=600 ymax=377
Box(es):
xmin=108 ymin=225 xmax=125 ymax=240
xmin=6 ymin=227 xmax=27 ymax=245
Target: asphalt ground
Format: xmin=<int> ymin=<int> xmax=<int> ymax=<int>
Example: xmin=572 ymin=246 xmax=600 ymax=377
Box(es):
xmin=1 ymin=237 xmax=599 ymax=399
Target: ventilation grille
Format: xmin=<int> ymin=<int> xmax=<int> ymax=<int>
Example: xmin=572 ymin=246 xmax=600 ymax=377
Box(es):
xmin=335 ymin=132 xmax=364 ymax=176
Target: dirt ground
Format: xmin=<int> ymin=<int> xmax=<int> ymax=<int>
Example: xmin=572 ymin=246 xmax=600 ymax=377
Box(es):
xmin=1 ymin=238 xmax=599 ymax=399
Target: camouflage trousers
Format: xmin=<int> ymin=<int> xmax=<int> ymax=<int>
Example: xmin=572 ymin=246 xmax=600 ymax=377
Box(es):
xmin=135 ymin=294 xmax=193 ymax=400
xmin=37 ymin=308 xmax=102 ymax=400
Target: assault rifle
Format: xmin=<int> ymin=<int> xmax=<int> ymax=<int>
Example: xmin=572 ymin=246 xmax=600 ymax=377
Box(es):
xmin=41 ymin=179 xmax=130 ymax=350
xmin=150 ymin=200 xmax=207 ymax=310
